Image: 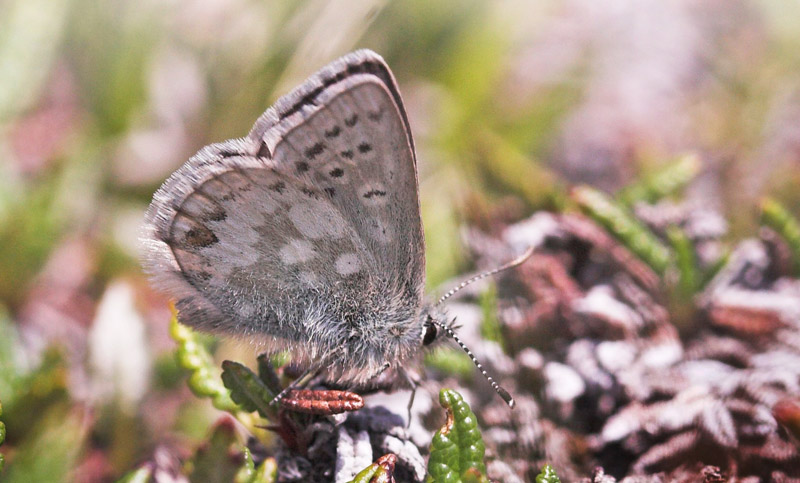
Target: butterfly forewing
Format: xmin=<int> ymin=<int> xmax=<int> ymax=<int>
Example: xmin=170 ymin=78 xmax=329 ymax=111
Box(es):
xmin=142 ymin=51 xmax=427 ymax=376
xmin=271 ymin=76 xmax=425 ymax=300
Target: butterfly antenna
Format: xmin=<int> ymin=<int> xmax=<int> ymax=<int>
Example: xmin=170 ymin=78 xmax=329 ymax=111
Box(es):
xmin=433 ymin=320 xmax=515 ymax=408
xmin=436 ymin=246 xmax=534 ymax=306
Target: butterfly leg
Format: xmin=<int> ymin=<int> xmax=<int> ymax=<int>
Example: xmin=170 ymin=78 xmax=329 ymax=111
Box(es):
xmin=269 ymin=367 xmax=319 ymax=406
xmin=398 ymin=367 xmax=420 ymax=426
xmin=374 ymin=362 xmax=391 ymax=378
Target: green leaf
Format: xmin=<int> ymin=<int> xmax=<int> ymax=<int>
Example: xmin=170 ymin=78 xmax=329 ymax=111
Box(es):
xmin=221 ymin=361 xmax=277 ymax=420
xmin=535 ymin=463 xmax=561 ymax=483
xmin=761 ymin=197 xmax=800 ymax=276
xmin=426 ymin=389 xmax=488 ymax=483
xmin=257 ymin=354 xmax=283 ymax=395
xmin=572 ymin=186 xmax=672 ymax=275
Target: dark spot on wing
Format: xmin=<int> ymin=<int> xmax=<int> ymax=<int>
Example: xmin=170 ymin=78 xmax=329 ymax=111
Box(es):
xmin=301 ymin=187 xmax=319 ymax=199
xmin=219 ymin=192 xmax=235 ymax=202
xmin=358 ymin=142 xmax=372 ymax=154
xmin=218 ymin=150 xmax=240 ymax=157
xmin=184 ymin=226 xmax=218 ymax=248
xmin=296 ymin=161 xmax=310 ymax=173
xmin=367 ymin=108 xmax=384 ymax=121
xmin=205 ymin=207 xmax=227 ymax=222
xmin=257 ymin=142 xmax=270 ymax=158
xmin=345 ymin=114 xmax=358 ymax=127
xmin=363 ymin=189 xmax=387 ymax=199
xmin=304 ymin=142 xmax=325 ymax=160
xmin=324 ymin=126 xmax=341 ymax=138
xmin=324 ymin=187 xmax=336 ymax=197
xmin=340 ymin=150 xmax=354 ymax=159
xmin=329 ymin=167 xmax=344 ymax=178
xmin=269 ymin=181 xmax=286 ymax=194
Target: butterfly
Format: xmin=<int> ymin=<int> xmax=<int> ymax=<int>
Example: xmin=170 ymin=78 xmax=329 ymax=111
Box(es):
xmin=142 ymin=50 xmax=521 ymax=406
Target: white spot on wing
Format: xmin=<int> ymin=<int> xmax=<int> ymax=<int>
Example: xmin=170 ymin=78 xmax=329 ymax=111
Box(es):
xmin=369 ymin=218 xmax=393 ymax=244
xmin=279 ymin=238 xmax=316 ymax=265
xmin=335 ymin=253 xmax=361 ymax=275
xmin=289 ymin=200 xmax=347 ymax=239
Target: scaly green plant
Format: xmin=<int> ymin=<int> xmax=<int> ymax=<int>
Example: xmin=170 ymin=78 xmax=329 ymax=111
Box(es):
xmin=169 ymin=304 xmax=236 ymax=413
xmin=572 ymin=185 xmax=672 ymax=275
xmin=761 ymin=197 xmax=800 ymax=276
xmin=665 ymin=226 xmax=704 ymax=328
xmin=1 ymin=408 xmax=85 ymax=483
xmin=189 ymin=420 xmax=249 ymax=483
xmin=535 ymin=463 xmax=561 ymax=483
xmin=666 ymin=226 xmax=700 ymax=298
xmin=0 ymin=312 xmax=81 ymax=481
xmin=618 ymin=154 xmax=701 ymax=207
xmin=427 ymin=389 xmax=488 ymax=483
xmin=169 ymin=304 xmax=273 ymax=446
xmin=114 ymin=421 xmax=276 ymax=483
xmin=2 ymin=348 xmax=69 ymax=439
xmin=571 ymin=154 xmax=731 ymax=304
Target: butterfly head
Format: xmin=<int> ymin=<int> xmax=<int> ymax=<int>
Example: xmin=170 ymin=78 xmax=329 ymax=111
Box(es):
xmin=420 ymin=305 xmax=451 ymax=348
xmin=413 ymin=248 xmax=537 ymax=409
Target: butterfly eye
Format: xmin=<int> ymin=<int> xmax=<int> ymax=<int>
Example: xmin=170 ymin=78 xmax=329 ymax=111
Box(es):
xmin=422 ymin=323 xmax=437 ymax=346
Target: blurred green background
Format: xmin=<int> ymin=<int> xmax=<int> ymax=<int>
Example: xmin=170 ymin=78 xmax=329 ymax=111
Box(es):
xmin=1 ymin=0 xmax=800 ymax=480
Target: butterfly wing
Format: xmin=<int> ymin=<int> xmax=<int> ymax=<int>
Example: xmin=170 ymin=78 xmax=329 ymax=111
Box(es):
xmin=142 ymin=51 xmax=426 ymax=381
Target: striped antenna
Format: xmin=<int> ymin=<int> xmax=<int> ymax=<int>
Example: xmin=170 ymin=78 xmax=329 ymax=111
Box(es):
xmin=436 ymin=246 xmax=534 ymax=306
xmin=433 ymin=320 xmax=515 ymax=408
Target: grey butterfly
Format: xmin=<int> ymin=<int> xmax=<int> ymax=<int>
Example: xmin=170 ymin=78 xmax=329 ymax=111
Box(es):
xmin=142 ymin=50 xmax=520 ymax=404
